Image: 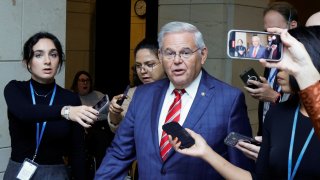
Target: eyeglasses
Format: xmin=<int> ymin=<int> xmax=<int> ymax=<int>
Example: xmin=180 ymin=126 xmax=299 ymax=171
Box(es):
xmin=135 ymin=61 xmax=160 ymax=72
xmin=162 ymin=48 xmax=200 ymax=61
xmin=78 ymin=79 xmax=90 ymax=83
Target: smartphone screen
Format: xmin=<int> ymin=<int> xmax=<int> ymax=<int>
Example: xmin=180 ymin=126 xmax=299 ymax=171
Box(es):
xmin=227 ymin=29 xmax=283 ymax=61
xmin=239 ymin=67 xmax=262 ymax=89
xmin=224 ymin=132 xmax=261 ymax=147
xmin=93 ymin=95 xmax=109 ymax=113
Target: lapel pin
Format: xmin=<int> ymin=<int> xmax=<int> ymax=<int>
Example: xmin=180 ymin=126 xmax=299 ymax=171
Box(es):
xmin=201 ymin=92 xmax=205 ymax=96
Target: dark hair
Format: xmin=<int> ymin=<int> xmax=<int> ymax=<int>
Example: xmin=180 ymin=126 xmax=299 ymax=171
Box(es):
xmin=132 ymin=38 xmax=159 ymax=86
xmin=70 ymin=70 xmax=93 ymax=93
xmin=134 ymin=38 xmax=159 ymax=58
xmin=288 ymin=26 xmax=320 ymax=93
xmin=263 ymin=1 xmax=298 ymax=24
xmin=23 ymin=32 xmax=64 ymax=73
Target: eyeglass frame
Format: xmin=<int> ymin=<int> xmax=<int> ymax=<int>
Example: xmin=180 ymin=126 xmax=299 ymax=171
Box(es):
xmin=78 ymin=78 xmax=90 ymax=83
xmin=161 ymin=47 xmax=201 ymax=61
xmin=135 ymin=61 xmax=161 ymax=72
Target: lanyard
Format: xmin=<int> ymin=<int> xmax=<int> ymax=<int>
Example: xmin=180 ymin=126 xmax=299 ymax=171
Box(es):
xmin=268 ymin=68 xmax=281 ymax=93
xmin=29 ymin=81 xmax=57 ymax=161
xmin=268 ymin=68 xmax=278 ymax=85
xmin=288 ymin=105 xmax=314 ymax=180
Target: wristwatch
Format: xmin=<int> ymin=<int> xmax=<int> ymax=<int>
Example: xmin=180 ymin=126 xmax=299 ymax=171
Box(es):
xmin=62 ymin=106 xmax=70 ymax=120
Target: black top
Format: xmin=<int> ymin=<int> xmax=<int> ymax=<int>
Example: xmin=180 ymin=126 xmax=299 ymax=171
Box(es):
xmin=255 ymin=100 xmax=320 ymax=179
xmin=4 ymin=79 xmax=86 ymax=180
xmin=235 ymin=45 xmax=247 ymax=57
xmin=257 ymin=68 xmax=284 ymax=136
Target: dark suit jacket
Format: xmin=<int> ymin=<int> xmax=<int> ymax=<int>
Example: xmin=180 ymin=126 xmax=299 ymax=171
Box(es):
xmin=95 ymin=70 xmax=254 ymax=179
xmin=247 ymin=45 xmax=266 ymax=59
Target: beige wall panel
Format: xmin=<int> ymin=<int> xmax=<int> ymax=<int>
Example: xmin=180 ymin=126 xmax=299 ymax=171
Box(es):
xmin=131 ymin=16 xmax=146 ymax=24
xmin=0 ymin=148 xmax=11 ymax=173
xmin=67 ymin=1 xmax=91 ymax=13
xmin=191 ymin=4 xmax=227 ymax=59
xmin=158 ymin=5 xmax=191 ymax=28
xmin=66 ymin=13 xmax=91 ymax=51
xmin=22 ymin=0 xmax=66 ymax=46
xmin=0 ymin=0 xmax=22 ymax=61
xmin=248 ymin=109 xmax=259 ymax=136
xmin=160 ymin=0 xmax=191 ymax=4
xmin=130 ymin=24 xmax=146 ymax=50
xmin=69 ymin=0 xmax=92 ymax=3
xmin=234 ymin=5 xmax=265 ymax=30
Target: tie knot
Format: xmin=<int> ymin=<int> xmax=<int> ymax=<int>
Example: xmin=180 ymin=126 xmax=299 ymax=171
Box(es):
xmin=173 ymin=89 xmax=186 ymax=96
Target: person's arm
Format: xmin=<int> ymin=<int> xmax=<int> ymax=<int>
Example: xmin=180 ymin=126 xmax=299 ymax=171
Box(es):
xmin=108 ymin=94 xmax=125 ymax=125
xmin=245 ymin=77 xmax=280 ymax=103
xmin=169 ymin=129 xmax=252 ymax=180
xmin=259 ymin=27 xmax=320 ymax=138
xmin=3 ymin=81 xmax=98 ymax=128
xmin=259 ymin=28 xmax=320 ymax=89
xmin=235 ymin=136 xmax=262 ymax=161
xmin=108 ymin=87 xmax=136 ymax=132
xmin=299 ymin=82 xmax=320 ymax=138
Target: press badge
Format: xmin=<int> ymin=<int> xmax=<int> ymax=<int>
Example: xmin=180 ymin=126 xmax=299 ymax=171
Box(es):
xmin=16 ymin=158 xmax=38 ymax=180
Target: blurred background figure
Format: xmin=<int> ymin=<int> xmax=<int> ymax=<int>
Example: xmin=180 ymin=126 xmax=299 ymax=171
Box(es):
xmin=235 ymin=39 xmax=246 ymax=57
xmin=108 ymin=38 xmax=166 ymax=132
xmin=71 ymin=70 xmax=114 ymax=180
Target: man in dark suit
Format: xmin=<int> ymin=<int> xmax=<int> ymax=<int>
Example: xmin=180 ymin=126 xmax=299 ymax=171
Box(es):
xmin=95 ymin=21 xmax=254 ymax=179
xmin=246 ymin=35 xmax=267 ymax=59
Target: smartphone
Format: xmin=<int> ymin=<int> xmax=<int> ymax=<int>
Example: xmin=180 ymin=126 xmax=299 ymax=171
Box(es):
xmin=116 ymin=85 xmax=130 ymax=106
xmin=93 ymin=95 xmax=109 ymax=113
xmin=162 ymin=122 xmax=195 ymax=149
xmin=239 ymin=67 xmax=262 ymax=89
xmin=224 ymin=132 xmax=261 ymax=147
xmin=227 ymin=29 xmax=283 ymax=61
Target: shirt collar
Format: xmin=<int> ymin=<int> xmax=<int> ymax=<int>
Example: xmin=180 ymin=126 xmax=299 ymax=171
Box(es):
xmin=167 ymin=70 xmax=202 ymax=99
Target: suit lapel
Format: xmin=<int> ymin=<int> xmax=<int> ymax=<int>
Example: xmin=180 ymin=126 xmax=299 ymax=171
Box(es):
xmin=165 ymin=70 xmax=216 ymax=161
xmin=183 ymin=71 xmax=215 ymax=129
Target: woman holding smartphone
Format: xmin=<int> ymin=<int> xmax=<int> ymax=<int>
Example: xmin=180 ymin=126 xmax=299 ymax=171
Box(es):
xmin=107 ymin=38 xmax=167 ymax=132
xmin=3 ymin=32 xmax=98 ymax=180
xmin=170 ymin=26 xmax=320 ymax=180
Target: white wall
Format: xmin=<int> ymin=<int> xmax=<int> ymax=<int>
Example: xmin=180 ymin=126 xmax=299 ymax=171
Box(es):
xmin=0 ymin=0 xmax=66 ymax=178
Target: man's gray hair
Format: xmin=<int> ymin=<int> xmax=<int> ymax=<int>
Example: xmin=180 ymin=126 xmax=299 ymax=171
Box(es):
xmin=157 ymin=21 xmax=206 ymax=50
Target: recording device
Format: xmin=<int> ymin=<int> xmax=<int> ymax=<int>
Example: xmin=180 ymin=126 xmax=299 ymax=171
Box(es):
xmin=93 ymin=95 xmax=109 ymax=113
xmin=162 ymin=122 xmax=195 ymax=149
xmin=116 ymin=85 xmax=130 ymax=106
xmin=224 ymin=132 xmax=261 ymax=147
xmin=227 ymin=29 xmax=283 ymax=61
xmin=239 ymin=67 xmax=262 ymax=89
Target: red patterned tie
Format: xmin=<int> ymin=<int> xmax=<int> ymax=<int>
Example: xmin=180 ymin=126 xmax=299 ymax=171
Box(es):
xmin=252 ymin=47 xmax=257 ymax=58
xmin=160 ymin=89 xmax=186 ymax=161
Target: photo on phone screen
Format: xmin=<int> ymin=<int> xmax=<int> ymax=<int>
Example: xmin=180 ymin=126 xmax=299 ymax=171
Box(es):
xmin=227 ymin=29 xmax=283 ymax=61
xmin=239 ymin=67 xmax=262 ymax=89
xmin=116 ymin=85 xmax=131 ymax=106
xmin=224 ymin=132 xmax=261 ymax=147
xmin=162 ymin=122 xmax=195 ymax=149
